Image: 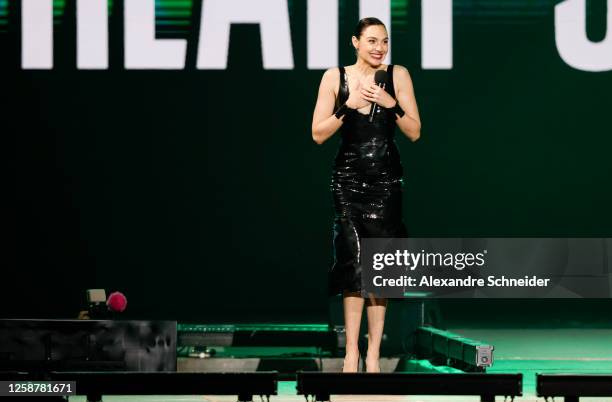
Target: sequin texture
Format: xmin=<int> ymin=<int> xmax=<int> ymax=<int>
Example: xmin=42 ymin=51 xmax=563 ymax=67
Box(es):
xmin=328 ymin=65 xmax=408 ymax=296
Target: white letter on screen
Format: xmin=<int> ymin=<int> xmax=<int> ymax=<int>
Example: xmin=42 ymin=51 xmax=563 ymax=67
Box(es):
xmin=197 ymin=0 xmax=294 ymax=69
xmin=422 ymin=0 xmax=452 ymax=69
xmin=22 ymin=0 xmax=53 ymax=69
xmin=307 ymin=0 xmax=337 ymax=69
xmin=555 ymin=0 xmax=612 ymax=72
xmin=77 ymin=0 xmax=108 ymax=69
xmin=359 ymin=0 xmax=391 ymax=63
xmin=125 ymin=0 xmax=186 ymax=69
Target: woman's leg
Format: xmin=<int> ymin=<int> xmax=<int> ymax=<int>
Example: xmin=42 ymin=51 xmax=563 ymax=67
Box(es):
xmin=365 ymin=294 xmax=388 ymax=373
xmin=342 ymin=290 xmax=364 ymax=372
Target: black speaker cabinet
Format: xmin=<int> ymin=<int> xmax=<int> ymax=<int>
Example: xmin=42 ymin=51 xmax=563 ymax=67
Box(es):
xmin=0 ymin=319 xmax=176 ymax=372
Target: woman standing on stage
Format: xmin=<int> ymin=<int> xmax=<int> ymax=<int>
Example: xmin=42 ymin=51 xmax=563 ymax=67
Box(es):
xmin=311 ymin=17 xmax=421 ymax=373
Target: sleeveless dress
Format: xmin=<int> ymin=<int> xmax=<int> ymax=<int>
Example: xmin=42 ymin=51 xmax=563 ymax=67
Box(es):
xmin=329 ymin=64 xmax=408 ymax=296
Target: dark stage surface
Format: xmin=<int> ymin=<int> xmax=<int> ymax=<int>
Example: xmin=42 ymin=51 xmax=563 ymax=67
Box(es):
xmin=58 ymin=328 xmax=612 ymax=402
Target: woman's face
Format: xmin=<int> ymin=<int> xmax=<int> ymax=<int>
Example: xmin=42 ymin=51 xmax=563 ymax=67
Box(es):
xmin=352 ymin=24 xmax=389 ymax=66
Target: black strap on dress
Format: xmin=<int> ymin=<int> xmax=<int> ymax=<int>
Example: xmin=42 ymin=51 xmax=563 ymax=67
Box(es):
xmin=337 ymin=66 xmax=349 ymax=107
xmin=387 ymin=64 xmax=395 ymax=99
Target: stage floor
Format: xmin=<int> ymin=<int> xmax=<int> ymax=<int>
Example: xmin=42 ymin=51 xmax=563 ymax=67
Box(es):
xmin=456 ymin=327 xmax=612 ymax=396
xmin=67 ymin=328 xmax=612 ymax=402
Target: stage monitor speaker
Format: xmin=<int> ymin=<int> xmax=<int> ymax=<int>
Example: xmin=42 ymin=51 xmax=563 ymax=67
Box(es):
xmin=0 ymin=319 xmax=176 ymax=373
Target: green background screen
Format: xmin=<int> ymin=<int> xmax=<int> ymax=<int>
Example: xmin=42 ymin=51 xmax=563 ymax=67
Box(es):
xmin=3 ymin=0 xmax=612 ymax=325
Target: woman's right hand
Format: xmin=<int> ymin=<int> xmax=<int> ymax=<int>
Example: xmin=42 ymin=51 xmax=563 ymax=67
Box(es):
xmin=346 ymin=78 xmax=370 ymax=110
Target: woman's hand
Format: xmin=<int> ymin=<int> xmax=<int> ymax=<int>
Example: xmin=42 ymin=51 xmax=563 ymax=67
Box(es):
xmin=360 ymin=82 xmax=396 ymax=109
xmin=345 ymin=78 xmax=370 ymax=110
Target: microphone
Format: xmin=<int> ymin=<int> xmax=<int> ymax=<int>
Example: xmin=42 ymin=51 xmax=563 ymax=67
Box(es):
xmin=368 ymin=70 xmax=388 ymax=123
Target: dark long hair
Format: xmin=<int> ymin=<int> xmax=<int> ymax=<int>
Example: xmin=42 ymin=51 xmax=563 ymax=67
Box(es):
xmin=354 ymin=17 xmax=386 ymax=38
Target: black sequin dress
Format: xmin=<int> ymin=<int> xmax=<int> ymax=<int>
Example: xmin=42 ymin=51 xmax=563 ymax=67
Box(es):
xmin=329 ymin=65 xmax=407 ymax=296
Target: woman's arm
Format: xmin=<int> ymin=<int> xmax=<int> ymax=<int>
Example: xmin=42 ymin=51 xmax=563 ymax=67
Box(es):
xmin=392 ymin=65 xmax=421 ymax=142
xmin=311 ymin=68 xmax=344 ymax=145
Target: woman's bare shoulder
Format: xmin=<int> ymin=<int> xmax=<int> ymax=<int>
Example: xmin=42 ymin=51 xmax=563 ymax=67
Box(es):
xmin=391 ymin=64 xmax=412 ymax=80
xmin=320 ymin=67 xmax=341 ymax=94
xmin=321 ymin=67 xmax=340 ymax=82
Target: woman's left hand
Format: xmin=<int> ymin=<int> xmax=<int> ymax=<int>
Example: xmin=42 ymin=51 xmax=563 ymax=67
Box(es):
xmin=360 ymin=83 xmax=396 ymax=109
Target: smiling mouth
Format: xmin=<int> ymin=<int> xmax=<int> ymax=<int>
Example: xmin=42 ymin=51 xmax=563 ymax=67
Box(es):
xmin=371 ymin=53 xmax=383 ymax=59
